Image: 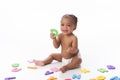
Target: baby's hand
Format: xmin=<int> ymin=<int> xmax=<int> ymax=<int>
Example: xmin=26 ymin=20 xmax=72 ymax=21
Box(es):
xmin=66 ymin=47 xmax=78 ymax=55
xmin=66 ymin=47 xmax=73 ymax=53
xmin=50 ymin=33 xmax=56 ymax=39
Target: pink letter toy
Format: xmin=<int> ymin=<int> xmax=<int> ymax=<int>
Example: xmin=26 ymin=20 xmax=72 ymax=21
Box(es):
xmin=12 ymin=68 xmax=22 ymax=72
xmin=64 ymin=78 xmax=72 ymax=80
xmin=51 ymin=67 xmax=60 ymax=72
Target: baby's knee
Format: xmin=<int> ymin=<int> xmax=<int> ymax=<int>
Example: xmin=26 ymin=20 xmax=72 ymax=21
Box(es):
xmin=49 ymin=53 xmax=55 ymax=58
xmin=73 ymin=57 xmax=82 ymax=64
xmin=78 ymin=57 xmax=82 ymax=64
xmin=49 ymin=53 xmax=57 ymax=57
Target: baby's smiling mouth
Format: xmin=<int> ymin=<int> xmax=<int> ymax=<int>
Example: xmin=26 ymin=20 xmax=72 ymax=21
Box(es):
xmin=62 ymin=30 xmax=68 ymax=33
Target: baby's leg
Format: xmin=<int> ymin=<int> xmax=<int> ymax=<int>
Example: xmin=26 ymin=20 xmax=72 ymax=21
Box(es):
xmin=33 ymin=60 xmax=45 ymax=66
xmin=34 ymin=53 xmax=62 ymax=66
xmin=60 ymin=56 xmax=82 ymax=73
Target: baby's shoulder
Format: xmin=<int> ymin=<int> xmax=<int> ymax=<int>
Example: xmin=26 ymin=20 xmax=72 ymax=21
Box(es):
xmin=71 ymin=34 xmax=78 ymax=39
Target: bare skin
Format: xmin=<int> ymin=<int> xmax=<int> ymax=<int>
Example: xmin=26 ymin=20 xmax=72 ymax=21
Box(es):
xmin=34 ymin=15 xmax=82 ymax=73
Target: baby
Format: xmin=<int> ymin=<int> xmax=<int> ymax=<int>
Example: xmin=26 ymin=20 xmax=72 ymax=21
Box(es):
xmin=33 ymin=14 xmax=82 ymax=73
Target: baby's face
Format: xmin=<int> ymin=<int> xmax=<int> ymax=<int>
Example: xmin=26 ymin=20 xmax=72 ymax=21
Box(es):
xmin=60 ymin=17 xmax=76 ymax=35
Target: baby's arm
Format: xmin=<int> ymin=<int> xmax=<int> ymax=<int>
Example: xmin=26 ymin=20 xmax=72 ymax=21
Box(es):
xmin=50 ymin=33 xmax=61 ymax=48
xmin=67 ymin=47 xmax=79 ymax=54
xmin=66 ymin=36 xmax=79 ymax=55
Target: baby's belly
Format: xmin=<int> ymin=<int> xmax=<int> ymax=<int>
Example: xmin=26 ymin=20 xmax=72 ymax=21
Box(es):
xmin=61 ymin=52 xmax=73 ymax=59
xmin=61 ymin=52 xmax=78 ymax=59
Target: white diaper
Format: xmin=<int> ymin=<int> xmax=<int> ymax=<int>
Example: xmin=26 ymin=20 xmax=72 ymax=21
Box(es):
xmin=62 ymin=58 xmax=72 ymax=66
xmin=62 ymin=52 xmax=81 ymax=66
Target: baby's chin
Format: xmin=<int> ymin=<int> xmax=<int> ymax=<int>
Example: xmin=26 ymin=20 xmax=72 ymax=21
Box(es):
xmin=62 ymin=32 xmax=72 ymax=35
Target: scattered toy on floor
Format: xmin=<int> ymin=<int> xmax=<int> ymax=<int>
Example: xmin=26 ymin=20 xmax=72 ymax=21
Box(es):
xmin=96 ymin=75 xmax=106 ymax=80
xmin=12 ymin=68 xmax=22 ymax=72
xmin=110 ymin=76 xmax=120 ymax=80
xmin=107 ymin=65 xmax=116 ymax=70
xmin=72 ymin=74 xmax=81 ymax=79
xmin=51 ymin=67 xmax=60 ymax=72
xmin=27 ymin=66 xmax=38 ymax=69
xmin=80 ymin=68 xmax=90 ymax=73
xmin=45 ymin=71 xmax=54 ymax=75
xmin=12 ymin=63 xmax=19 ymax=68
xmin=27 ymin=60 xmax=34 ymax=63
xmin=64 ymin=78 xmax=72 ymax=80
xmin=4 ymin=77 xmax=16 ymax=80
xmin=89 ymin=78 xmax=96 ymax=80
xmin=47 ymin=76 xmax=57 ymax=80
xmin=97 ymin=68 xmax=108 ymax=73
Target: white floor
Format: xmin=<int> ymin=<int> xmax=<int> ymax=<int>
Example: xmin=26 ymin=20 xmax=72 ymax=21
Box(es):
xmin=0 ymin=48 xmax=120 ymax=80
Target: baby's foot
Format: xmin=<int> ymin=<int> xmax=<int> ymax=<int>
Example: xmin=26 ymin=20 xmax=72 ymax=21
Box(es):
xmin=60 ymin=66 xmax=68 ymax=73
xmin=33 ymin=59 xmax=45 ymax=66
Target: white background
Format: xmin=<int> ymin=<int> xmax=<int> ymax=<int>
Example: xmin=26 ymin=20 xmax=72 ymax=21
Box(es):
xmin=0 ymin=0 xmax=120 ymax=80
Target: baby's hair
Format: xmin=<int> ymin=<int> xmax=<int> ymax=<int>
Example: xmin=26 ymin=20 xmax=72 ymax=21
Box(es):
xmin=62 ymin=14 xmax=78 ymax=26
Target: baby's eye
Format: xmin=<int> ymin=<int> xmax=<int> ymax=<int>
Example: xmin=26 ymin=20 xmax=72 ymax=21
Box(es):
xmin=61 ymin=24 xmax=64 ymax=26
xmin=67 ymin=25 xmax=71 ymax=27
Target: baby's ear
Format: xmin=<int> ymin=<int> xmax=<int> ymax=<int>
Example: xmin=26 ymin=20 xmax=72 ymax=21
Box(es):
xmin=73 ymin=26 xmax=76 ymax=30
